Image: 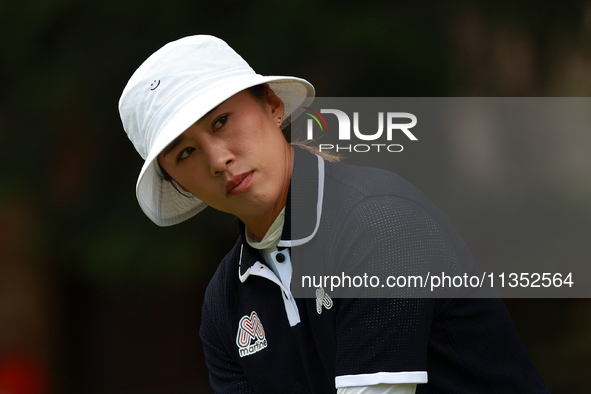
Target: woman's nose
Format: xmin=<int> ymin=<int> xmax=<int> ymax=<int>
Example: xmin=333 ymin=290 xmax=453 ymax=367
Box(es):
xmin=204 ymin=142 xmax=234 ymax=175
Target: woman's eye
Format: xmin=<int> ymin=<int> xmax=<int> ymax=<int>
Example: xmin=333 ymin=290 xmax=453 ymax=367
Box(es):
xmin=177 ymin=147 xmax=195 ymax=162
xmin=213 ymin=115 xmax=228 ymax=131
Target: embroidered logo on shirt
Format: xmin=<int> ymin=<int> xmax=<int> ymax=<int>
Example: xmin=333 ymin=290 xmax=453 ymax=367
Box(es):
xmin=316 ymin=286 xmax=333 ymax=314
xmin=236 ymin=311 xmax=268 ymax=357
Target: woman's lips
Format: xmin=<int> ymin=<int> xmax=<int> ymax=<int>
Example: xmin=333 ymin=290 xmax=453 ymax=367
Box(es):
xmin=226 ymin=171 xmax=254 ymax=195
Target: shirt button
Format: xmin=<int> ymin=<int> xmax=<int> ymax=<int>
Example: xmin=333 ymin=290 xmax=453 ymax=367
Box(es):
xmin=275 ymin=252 xmax=286 ymax=263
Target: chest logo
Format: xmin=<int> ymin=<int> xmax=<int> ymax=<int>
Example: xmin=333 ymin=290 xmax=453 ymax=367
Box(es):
xmin=236 ymin=311 xmax=268 ymax=357
xmin=316 ymin=286 xmax=333 ymax=314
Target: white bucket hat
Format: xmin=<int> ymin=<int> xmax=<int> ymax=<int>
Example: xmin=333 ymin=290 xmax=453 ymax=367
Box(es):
xmin=119 ymin=35 xmax=315 ymax=226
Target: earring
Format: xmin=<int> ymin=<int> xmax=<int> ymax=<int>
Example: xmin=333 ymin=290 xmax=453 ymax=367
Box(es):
xmin=277 ymin=117 xmax=281 ymax=123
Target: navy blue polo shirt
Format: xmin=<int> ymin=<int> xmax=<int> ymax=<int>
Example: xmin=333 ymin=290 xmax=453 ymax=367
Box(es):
xmin=200 ymin=146 xmax=549 ymax=393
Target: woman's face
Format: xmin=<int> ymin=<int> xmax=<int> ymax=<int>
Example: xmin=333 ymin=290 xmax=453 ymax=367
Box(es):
xmin=157 ymin=88 xmax=288 ymax=222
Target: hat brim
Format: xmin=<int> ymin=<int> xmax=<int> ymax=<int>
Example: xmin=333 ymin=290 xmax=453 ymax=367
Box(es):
xmin=135 ymin=75 xmax=315 ymax=226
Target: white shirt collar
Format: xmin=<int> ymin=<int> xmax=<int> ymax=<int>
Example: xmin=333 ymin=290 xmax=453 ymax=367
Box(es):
xmin=245 ymin=207 xmax=286 ymax=250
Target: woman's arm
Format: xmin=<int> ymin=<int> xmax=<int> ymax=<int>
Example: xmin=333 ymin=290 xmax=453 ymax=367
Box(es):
xmin=200 ymin=290 xmax=255 ymax=394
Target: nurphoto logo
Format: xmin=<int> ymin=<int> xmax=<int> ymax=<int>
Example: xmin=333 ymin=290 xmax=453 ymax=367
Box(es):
xmin=303 ymin=107 xmax=418 ymax=153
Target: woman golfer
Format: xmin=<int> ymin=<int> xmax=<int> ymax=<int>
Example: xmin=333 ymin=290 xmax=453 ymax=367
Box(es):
xmin=119 ymin=35 xmax=549 ymax=393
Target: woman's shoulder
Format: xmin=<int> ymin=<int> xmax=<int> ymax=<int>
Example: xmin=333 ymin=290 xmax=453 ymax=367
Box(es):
xmin=321 ymin=160 xmax=463 ymax=250
xmin=324 ymin=159 xmax=430 ymax=208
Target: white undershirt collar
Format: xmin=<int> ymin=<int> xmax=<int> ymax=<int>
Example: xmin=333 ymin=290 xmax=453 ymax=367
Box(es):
xmin=245 ymin=207 xmax=285 ymax=250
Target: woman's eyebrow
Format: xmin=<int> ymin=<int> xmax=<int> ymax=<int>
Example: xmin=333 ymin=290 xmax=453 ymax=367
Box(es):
xmin=196 ymin=102 xmax=223 ymax=125
xmin=161 ymin=101 xmax=226 ymax=157
xmin=162 ymin=134 xmax=185 ymax=157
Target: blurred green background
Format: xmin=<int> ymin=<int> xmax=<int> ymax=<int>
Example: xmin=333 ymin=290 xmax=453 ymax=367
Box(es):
xmin=1 ymin=0 xmax=590 ymax=393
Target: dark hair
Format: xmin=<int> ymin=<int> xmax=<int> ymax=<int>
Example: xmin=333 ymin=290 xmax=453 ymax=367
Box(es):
xmin=159 ymin=165 xmax=188 ymax=195
xmin=247 ymin=84 xmax=268 ymax=101
xmin=247 ymin=84 xmax=294 ymax=141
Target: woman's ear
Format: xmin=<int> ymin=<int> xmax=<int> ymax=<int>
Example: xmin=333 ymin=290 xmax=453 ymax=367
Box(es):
xmin=263 ymin=84 xmax=285 ymax=120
